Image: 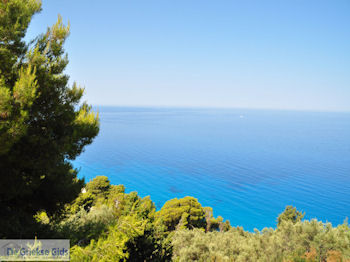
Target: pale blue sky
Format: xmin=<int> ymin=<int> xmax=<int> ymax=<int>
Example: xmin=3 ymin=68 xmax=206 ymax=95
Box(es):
xmin=26 ymin=0 xmax=350 ymax=111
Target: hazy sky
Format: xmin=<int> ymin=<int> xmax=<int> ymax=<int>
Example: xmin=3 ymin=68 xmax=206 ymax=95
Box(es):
xmin=26 ymin=0 xmax=350 ymax=111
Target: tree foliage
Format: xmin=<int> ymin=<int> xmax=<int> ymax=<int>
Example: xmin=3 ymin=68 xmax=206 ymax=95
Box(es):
xmin=54 ymin=177 xmax=165 ymax=261
xmin=0 ymin=0 xmax=99 ymax=238
xmin=277 ymin=205 xmax=305 ymax=226
xmin=34 ymin=176 xmax=350 ymax=261
xmin=70 ymin=214 xmax=147 ymax=262
xmin=155 ymin=196 xmax=206 ymax=232
xmin=172 ymin=220 xmax=350 ymax=262
xmin=204 ymin=207 xmax=231 ymax=232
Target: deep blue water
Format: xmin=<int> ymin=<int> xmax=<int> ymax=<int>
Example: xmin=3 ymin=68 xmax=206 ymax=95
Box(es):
xmin=74 ymin=107 xmax=350 ymax=231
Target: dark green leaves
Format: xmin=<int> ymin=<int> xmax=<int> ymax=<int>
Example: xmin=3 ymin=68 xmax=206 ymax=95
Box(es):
xmin=0 ymin=0 xmax=99 ymax=238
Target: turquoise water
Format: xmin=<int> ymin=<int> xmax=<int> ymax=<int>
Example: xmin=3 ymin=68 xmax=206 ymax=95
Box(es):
xmin=74 ymin=107 xmax=350 ymax=231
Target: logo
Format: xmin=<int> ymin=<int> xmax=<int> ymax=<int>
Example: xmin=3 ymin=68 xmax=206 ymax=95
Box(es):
xmin=0 ymin=239 xmax=70 ymax=261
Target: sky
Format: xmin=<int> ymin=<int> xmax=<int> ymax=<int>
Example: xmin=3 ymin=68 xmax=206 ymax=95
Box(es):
xmin=26 ymin=0 xmax=350 ymax=112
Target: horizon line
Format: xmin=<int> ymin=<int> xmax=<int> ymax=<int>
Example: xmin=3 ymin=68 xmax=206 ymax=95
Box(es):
xmin=89 ymin=104 xmax=350 ymax=114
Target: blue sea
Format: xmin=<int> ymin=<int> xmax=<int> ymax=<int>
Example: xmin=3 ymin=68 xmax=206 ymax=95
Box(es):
xmin=74 ymin=107 xmax=350 ymax=231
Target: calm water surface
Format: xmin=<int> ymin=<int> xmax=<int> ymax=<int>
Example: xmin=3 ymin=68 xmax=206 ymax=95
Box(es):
xmin=74 ymin=107 xmax=350 ymax=231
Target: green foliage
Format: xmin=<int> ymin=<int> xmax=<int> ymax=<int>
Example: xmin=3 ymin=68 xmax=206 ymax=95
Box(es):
xmin=0 ymin=0 xmax=99 ymax=238
xmin=70 ymin=214 xmax=147 ymax=262
xmin=67 ymin=177 xmax=126 ymax=215
xmin=33 ymin=177 xmax=349 ymax=261
xmin=172 ymin=219 xmax=350 ymax=262
xmin=204 ymin=207 xmax=231 ymax=232
xmin=156 ymin=196 xmax=206 ymax=232
xmin=57 ymin=205 xmax=116 ymax=246
xmin=277 ymin=205 xmax=305 ymax=226
xmin=0 ymin=0 xmax=41 ymax=154
xmin=0 ymin=0 xmax=41 ymax=88
xmin=55 ymin=177 xmax=119 ymax=245
xmin=86 ymin=176 xmax=111 ymax=197
xmin=52 ymin=177 xmax=166 ymax=261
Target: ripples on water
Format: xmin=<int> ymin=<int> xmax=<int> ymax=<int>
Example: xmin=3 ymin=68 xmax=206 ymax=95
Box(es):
xmin=74 ymin=107 xmax=350 ymax=230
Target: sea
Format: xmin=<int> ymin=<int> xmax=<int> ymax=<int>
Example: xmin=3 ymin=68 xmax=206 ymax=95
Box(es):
xmin=73 ymin=106 xmax=350 ymax=231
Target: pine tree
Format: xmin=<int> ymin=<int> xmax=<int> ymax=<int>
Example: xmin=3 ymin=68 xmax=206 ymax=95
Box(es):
xmin=0 ymin=0 xmax=99 ymax=237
